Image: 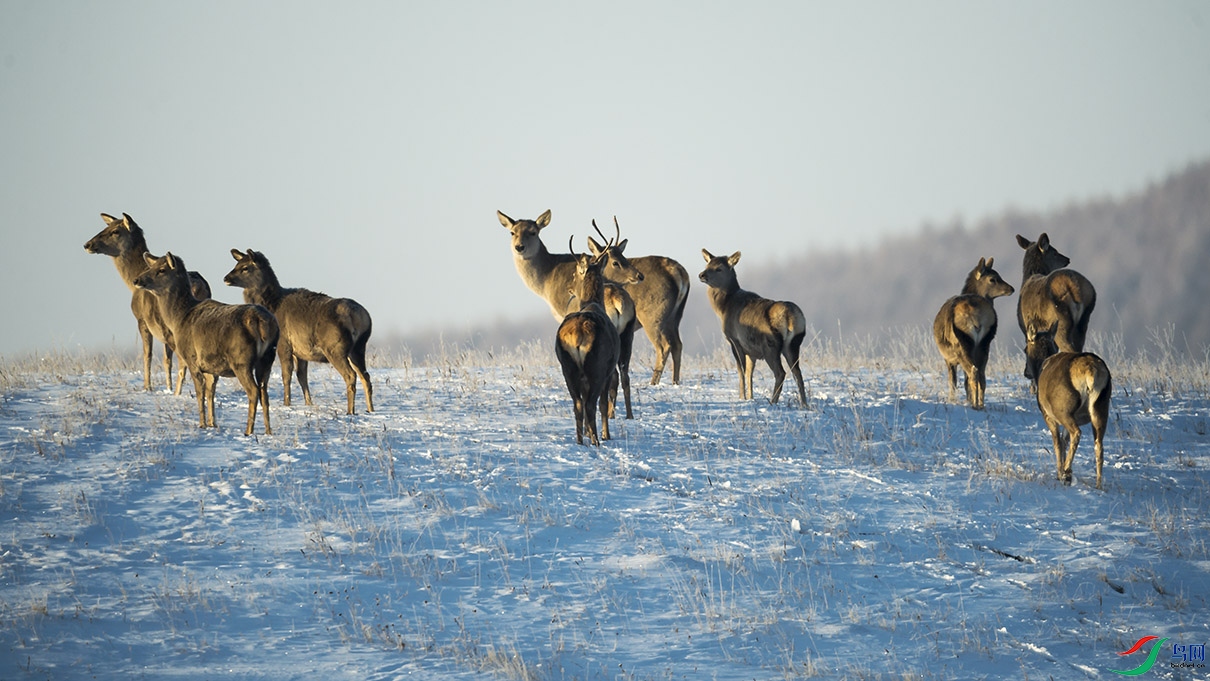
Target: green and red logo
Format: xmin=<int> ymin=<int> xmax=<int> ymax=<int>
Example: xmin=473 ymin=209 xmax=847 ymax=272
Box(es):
xmin=1112 ymin=636 xmax=1169 ymax=675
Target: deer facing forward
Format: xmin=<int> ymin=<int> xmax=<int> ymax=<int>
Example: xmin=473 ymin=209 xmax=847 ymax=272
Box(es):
xmin=932 ymin=257 xmax=1015 ymax=409
xmin=134 ymin=252 xmax=277 ymax=435
xmin=699 ymin=249 xmax=807 ymax=406
xmin=224 ymin=249 xmax=373 ymax=415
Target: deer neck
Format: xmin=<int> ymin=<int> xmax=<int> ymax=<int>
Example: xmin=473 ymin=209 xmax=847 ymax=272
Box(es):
xmin=705 ymin=275 xmax=741 ymax=313
xmin=575 ymin=269 xmax=608 ymax=312
xmin=241 ymin=270 xmax=286 ymax=311
xmin=154 ymin=275 xmax=201 ymax=332
xmin=114 ymin=235 xmax=152 ymax=292
xmin=961 ymin=274 xmax=991 ymax=298
xmin=513 ymin=242 xmax=571 ymax=296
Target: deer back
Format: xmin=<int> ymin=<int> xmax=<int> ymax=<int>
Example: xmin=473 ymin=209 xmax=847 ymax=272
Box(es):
xmin=1037 ymin=351 xmax=1112 ymax=427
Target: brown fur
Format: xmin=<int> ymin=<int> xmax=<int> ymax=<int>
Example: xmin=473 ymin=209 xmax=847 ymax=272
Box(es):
xmin=699 ymin=250 xmax=807 ymax=406
xmin=1015 ymin=233 xmax=1097 ymax=391
xmin=224 ymin=249 xmax=373 ymax=415
xmin=84 ymin=212 xmax=212 ymax=393
xmin=555 ymin=249 xmax=621 ymax=446
xmin=932 ymin=257 xmax=1015 ymax=409
xmin=498 ymin=210 xmax=689 ymax=386
xmin=134 ymin=253 xmax=277 ymax=435
xmin=1035 ymin=350 xmax=1112 ymax=488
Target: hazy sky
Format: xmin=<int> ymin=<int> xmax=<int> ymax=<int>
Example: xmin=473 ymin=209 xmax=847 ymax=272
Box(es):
xmin=2 ymin=1 xmax=1208 ymax=356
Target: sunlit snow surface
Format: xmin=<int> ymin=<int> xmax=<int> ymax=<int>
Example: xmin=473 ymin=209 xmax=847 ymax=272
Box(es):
xmin=1 ymin=356 xmax=1207 ymax=680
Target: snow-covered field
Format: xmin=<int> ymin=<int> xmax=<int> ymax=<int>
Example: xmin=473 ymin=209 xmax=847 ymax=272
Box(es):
xmin=1 ymin=337 xmax=1208 ymax=680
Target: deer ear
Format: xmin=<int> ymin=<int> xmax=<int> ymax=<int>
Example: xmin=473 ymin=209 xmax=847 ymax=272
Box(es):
xmin=728 ymin=252 xmax=742 ymax=267
xmin=977 ymin=257 xmax=987 ymax=272
xmin=702 ymin=249 xmax=714 ymax=262
xmin=231 ymin=249 xmax=243 ymax=261
xmin=101 ymin=213 xmax=119 ymax=225
xmin=536 ymin=210 xmax=552 ymax=229
xmin=1037 ymin=233 xmax=1050 ymax=251
xmin=497 ymin=210 xmax=514 ymax=229
xmin=143 ymin=252 xmax=157 ymax=266
xmin=615 ymin=238 xmax=628 ymax=253
xmin=587 ymin=236 xmax=604 ymax=255
xmin=164 ymin=251 xmax=177 ymax=269
xmin=1015 ymin=234 xmax=1032 ymax=250
xmin=985 ymin=257 xmax=994 ymax=269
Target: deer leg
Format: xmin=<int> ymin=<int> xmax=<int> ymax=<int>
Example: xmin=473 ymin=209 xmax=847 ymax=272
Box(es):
xmin=648 ymin=329 xmax=671 ymax=386
xmin=617 ymin=327 xmax=634 ymax=419
xmin=324 ymin=348 xmax=359 ymax=415
xmin=583 ymin=386 xmax=600 ymax=447
xmin=1092 ymin=390 xmax=1109 ymax=489
xmin=234 ymin=366 xmax=261 ymax=436
xmin=599 ymin=376 xmax=614 ymax=442
xmin=278 ymin=347 xmax=295 ymax=406
xmin=192 ymin=371 xmax=207 ymax=428
xmin=767 ymin=355 xmax=786 ymax=405
xmin=1048 ymin=419 xmax=1065 ymax=482
xmin=348 ymin=349 xmax=374 ymax=413
xmin=1061 ymin=426 xmax=1081 ymax=484
xmin=945 ymin=362 xmax=958 ymax=402
xmin=162 ymin=344 xmax=175 ymax=394
xmin=174 ymin=364 xmax=188 ymax=397
xmin=743 ymin=355 xmax=756 ymax=401
xmin=204 ymin=374 xmax=219 ymax=429
xmin=139 ymin=320 xmax=155 ymax=391
xmin=669 ymin=333 xmax=683 ymax=386
xmin=786 ymin=351 xmax=807 ymax=407
xmin=297 ymin=358 xmax=313 ymax=407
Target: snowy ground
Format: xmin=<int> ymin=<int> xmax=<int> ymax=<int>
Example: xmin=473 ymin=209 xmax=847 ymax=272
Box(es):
xmin=1 ymin=340 xmax=1208 ymax=680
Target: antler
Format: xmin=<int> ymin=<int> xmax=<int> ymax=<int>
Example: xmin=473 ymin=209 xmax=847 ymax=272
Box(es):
xmin=568 ymin=235 xmax=576 ymax=255
xmin=591 ymin=219 xmax=614 ymax=248
xmin=612 ymin=216 xmax=621 ymax=245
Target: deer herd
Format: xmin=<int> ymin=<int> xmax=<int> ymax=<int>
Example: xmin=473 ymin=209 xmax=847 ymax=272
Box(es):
xmin=84 ymin=211 xmax=1112 ymax=488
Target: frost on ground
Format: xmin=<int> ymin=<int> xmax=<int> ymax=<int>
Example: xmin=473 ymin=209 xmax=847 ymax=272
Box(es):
xmin=0 ymin=344 xmax=1207 ymax=680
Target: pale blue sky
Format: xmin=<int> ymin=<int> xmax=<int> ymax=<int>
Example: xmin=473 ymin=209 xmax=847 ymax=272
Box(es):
xmin=2 ymin=1 xmax=1208 ymax=356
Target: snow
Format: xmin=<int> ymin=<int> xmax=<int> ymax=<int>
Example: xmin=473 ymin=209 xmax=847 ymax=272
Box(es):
xmin=1 ymin=348 xmax=1208 ymax=680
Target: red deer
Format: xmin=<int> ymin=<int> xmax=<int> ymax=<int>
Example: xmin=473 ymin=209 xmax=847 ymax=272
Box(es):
xmin=586 ymin=217 xmax=691 ymax=386
xmin=223 ymin=249 xmax=373 ymax=415
xmin=1025 ymin=326 xmax=1112 ymax=488
xmin=496 ymin=210 xmax=643 ymax=417
xmin=1015 ymin=233 xmax=1096 ymax=391
xmin=84 ymin=212 xmax=212 ymax=393
xmin=932 ymin=257 xmax=1015 ymax=409
xmin=556 ymin=241 xmax=621 ymax=446
xmin=699 ymin=249 xmax=807 ymax=406
xmin=498 ymin=210 xmax=689 ymax=386
xmin=133 ymin=252 xmax=278 ymax=435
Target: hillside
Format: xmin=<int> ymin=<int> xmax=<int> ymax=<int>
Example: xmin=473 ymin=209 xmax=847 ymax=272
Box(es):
xmin=395 ymin=160 xmax=1210 ymax=363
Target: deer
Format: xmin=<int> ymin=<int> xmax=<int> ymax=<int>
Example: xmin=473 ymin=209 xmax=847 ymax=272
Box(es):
xmin=84 ymin=212 xmax=213 ymax=393
xmin=133 ymin=252 xmax=278 ymax=435
xmin=1015 ymin=233 xmax=1097 ymax=392
xmin=1024 ymin=324 xmax=1112 ymax=489
xmin=699 ymin=249 xmax=808 ymax=406
xmin=498 ymin=210 xmax=690 ymax=386
xmin=585 ymin=217 xmax=691 ymax=387
xmin=932 ymin=257 xmax=1015 ymax=409
xmin=555 ymin=238 xmax=621 ymax=446
xmin=496 ymin=210 xmax=643 ymax=417
xmin=223 ymin=249 xmax=373 ymax=415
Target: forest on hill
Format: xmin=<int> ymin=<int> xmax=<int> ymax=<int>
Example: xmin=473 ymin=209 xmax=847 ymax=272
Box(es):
xmin=395 ymin=159 xmax=1210 ymax=361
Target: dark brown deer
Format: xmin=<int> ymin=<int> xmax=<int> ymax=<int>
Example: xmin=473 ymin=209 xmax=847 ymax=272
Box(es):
xmin=556 ymin=242 xmax=621 ymax=446
xmin=586 ymin=217 xmax=691 ymax=386
xmin=133 ymin=252 xmax=278 ymax=435
xmin=223 ymin=249 xmax=373 ymax=415
xmin=496 ymin=210 xmax=643 ymax=417
xmin=699 ymin=249 xmax=807 ymax=406
xmin=1015 ymin=233 xmax=1096 ymax=391
xmin=84 ymin=212 xmax=212 ymax=393
xmin=1025 ymin=325 xmax=1112 ymax=488
xmin=932 ymin=257 xmax=1015 ymax=409
xmin=498 ymin=210 xmax=690 ymax=386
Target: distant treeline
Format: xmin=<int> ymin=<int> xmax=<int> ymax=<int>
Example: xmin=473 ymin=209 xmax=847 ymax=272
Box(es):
xmin=389 ymin=159 xmax=1210 ymax=361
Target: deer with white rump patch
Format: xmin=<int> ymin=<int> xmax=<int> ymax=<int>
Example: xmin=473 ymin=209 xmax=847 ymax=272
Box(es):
xmin=699 ymin=249 xmax=807 ymax=406
xmin=556 ymin=238 xmax=621 ymax=446
xmin=497 ymin=210 xmax=643 ymax=418
xmin=84 ymin=212 xmax=212 ymax=393
xmin=1024 ymin=325 xmax=1112 ymax=488
xmin=133 ymin=252 xmax=278 ymax=435
xmin=498 ymin=210 xmax=690 ymax=387
xmin=223 ymin=249 xmax=373 ymax=415
xmin=932 ymin=257 xmax=1015 ymax=409
xmin=1015 ymin=232 xmax=1096 ymax=392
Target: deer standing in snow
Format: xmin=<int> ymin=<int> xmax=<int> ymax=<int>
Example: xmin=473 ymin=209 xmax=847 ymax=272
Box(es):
xmin=932 ymin=257 xmax=1015 ymax=409
xmin=556 ymin=239 xmax=621 ymax=446
xmin=1015 ymin=233 xmax=1096 ymax=392
xmin=699 ymin=249 xmax=807 ymax=406
xmin=134 ymin=252 xmax=278 ymax=435
xmin=223 ymin=249 xmax=373 ymax=415
xmin=84 ymin=212 xmax=212 ymax=393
